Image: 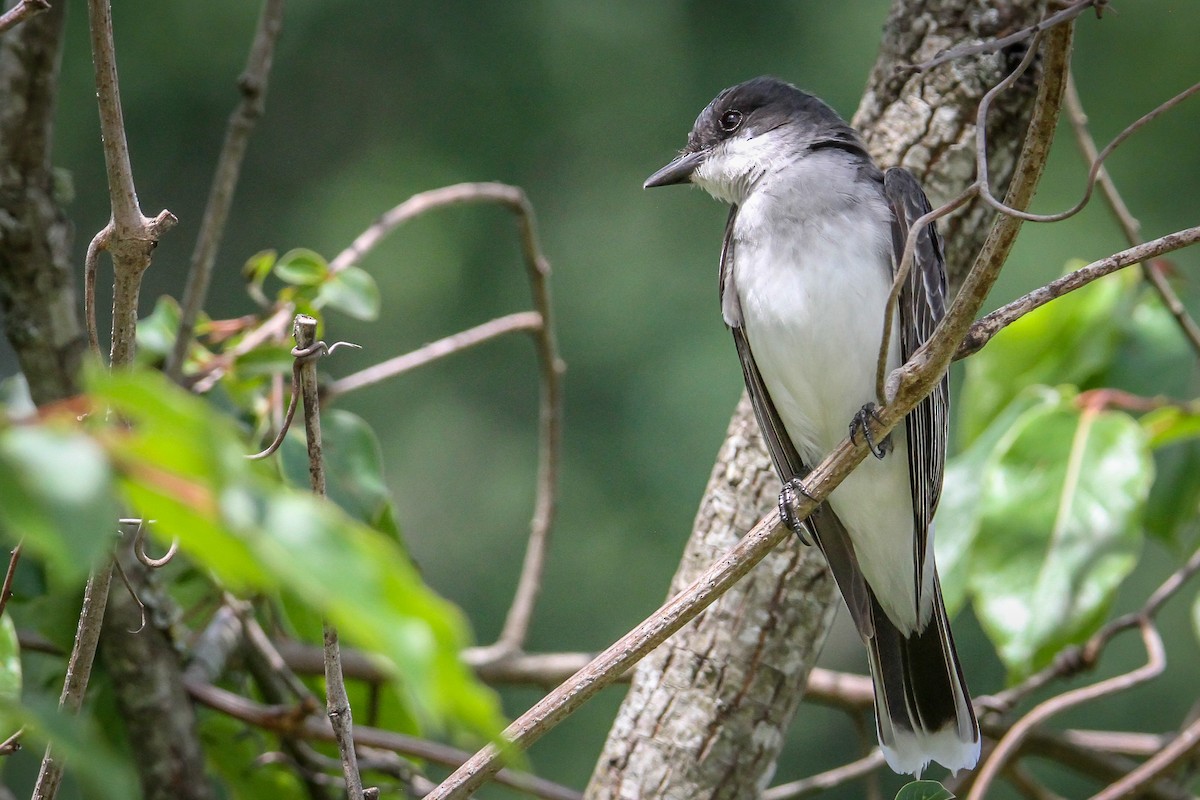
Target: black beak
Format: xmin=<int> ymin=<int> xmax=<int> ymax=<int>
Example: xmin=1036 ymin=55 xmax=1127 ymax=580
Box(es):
xmin=644 ymin=149 xmax=705 ymax=189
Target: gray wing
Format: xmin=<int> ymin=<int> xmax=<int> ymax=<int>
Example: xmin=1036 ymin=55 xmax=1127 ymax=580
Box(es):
xmin=882 ymin=167 xmax=949 ymax=603
xmin=721 ymin=206 xmax=874 ymax=638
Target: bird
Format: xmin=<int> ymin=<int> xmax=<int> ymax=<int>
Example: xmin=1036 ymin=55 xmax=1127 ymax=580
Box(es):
xmin=643 ymin=76 xmax=979 ymax=775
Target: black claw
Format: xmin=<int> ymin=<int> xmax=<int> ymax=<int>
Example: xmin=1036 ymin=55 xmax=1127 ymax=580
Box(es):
xmin=778 ymin=478 xmax=814 ymax=546
xmin=849 ymin=402 xmax=891 ymax=460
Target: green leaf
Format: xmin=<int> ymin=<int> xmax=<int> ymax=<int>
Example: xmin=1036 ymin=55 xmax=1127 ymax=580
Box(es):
xmin=937 ymin=387 xmax=1061 ymax=615
xmin=274 ymin=248 xmax=329 ymax=286
xmin=960 ymin=263 xmax=1128 ymax=446
xmin=316 ymin=265 xmax=380 ymax=320
xmin=895 ymin=780 xmax=954 ymax=800
xmin=243 ymin=248 xmax=277 ymax=287
xmin=967 ymin=390 xmax=1151 ymax=680
xmin=1193 ymin=592 xmax=1200 ymax=647
xmin=1141 ymin=406 xmax=1200 ymax=450
xmin=0 ymin=426 xmax=118 ymax=584
xmin=279 ymin=409 xmax=399 ymax=537
xmin=0 ymin=614 xmax=21 ymax=736
xmin=1143 ymin=441 xmax=1200 ymax=546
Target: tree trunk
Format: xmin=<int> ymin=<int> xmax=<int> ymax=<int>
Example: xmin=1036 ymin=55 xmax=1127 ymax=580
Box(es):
xmin=585 ymin=2 xmax=1047 ymax=797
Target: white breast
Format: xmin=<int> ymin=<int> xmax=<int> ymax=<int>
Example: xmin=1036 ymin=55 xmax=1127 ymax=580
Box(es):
xmin=733 ymin=163 xmax=925 ymax=633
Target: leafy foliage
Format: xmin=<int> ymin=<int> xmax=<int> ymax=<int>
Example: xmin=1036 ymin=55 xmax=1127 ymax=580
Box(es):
xmin=895 ymin=780 xmax=955 ymax=800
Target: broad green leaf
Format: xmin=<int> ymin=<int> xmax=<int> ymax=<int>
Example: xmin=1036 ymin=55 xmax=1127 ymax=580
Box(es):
xmin=960 ymin=264 xmax=1128 ymax=446
xmin=1193 ymin=592 xmax=1200 ymax=646
xmin=316 ymin=264 xmax=381 ymax=320
xmin=279 ymin=409 xmax=399 ymax=538
xmin=937 ymin=387 xmax=1061 ymax=615
xmin=895 ymin=780 xmax=954 ymax=800
xmin=199 ymin=709 xmax=305 ymax=797
xmin=0 ymin=426 xmax=118 ymax=583
xmin=0 ymin=614 xmax=20 ymax=736
xmin=274 ymin=247 xmax=329 ymax=286
xmin=1103 ymin=292 xmax=1196 ymax=399
xmin=968 ymin=391 xmax=1151 ymax=680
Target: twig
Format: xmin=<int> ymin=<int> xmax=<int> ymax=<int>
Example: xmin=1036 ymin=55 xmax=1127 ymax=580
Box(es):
xmin=0 ymin=542 xmax=22 ymax=619
xmin=1064 ymin=72 xmax=1200 ymax=357
xmin=0 ymin=727 xmax=23 ymax=755
xmin=330 ymin=182 xmax=565 ymax=655
xmin=323 ymin=311 xmax=542 ymax=402
xmin=167 ymin=0 xmax=285 ymax=382
xmin=762 ymin=750 xmax=887 ymax=799
xmin=977 ymin=79 xmax=1200 ymax=224
xmin=184 ymin=681 xmax=581 ymax=800
xmin=0 ymin=0 xmax=49 ymax=34
xmin=1089 ymin=715 xmax=1200 ymax=800
xmin=909 ymin=0 xmax=1105 ymax=73
xmin=967 ymin=620 xmax=1166 ymax=800
xmin=293 ymin=314 xmax=364 ymax=800
xmin=31 ymin=562 xmax=114 ymax=800
xmin=956 ymin=226 xmax=1200 ymax=359
xmin=83 ymin=225 xmax=109 ymax=356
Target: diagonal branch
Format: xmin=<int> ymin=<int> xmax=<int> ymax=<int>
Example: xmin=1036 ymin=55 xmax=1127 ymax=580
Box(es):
xmin=0 ymin=0 xmax=50 ymax=34
xmin=167 ymin=0 xmax=285 ymax=382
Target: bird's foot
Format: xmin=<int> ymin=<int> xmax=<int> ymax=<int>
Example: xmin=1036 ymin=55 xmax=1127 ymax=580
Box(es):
xmin=850 ymin=402 xmax=891 ymax=460
xmin=778 ymin=478 xmax=815 ymax=546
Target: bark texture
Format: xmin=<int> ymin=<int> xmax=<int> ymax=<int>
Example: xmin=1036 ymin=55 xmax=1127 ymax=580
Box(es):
xmin=0 ymin=0 xmax=84 ymax=405
xmin=585 ymin=2 xmax=1048 ymax=798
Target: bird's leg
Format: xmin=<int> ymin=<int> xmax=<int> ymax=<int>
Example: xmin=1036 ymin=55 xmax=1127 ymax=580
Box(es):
xmin=850 ymin=402 xmax=891 ymax=460
xmin=778 ymin=478 xmax=815 ymax=546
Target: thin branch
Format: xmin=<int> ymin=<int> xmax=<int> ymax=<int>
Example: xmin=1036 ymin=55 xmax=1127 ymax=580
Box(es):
xmin=184 ymin=681 xmax=582 ymax=800
xmin=1064 ymin=72 xmax=1200 ymax=357
xmin=167 ymin=0 xmax=285 ymax=382
xmin=31 ymin=562 xmax=114 ymax=800
xmin=324 ymin=311 xmax=542 ymax=402
xmin=330 ymin=182 xmax=565 ymax=655
xmin=293 ymin=314 xmax=364 ymax=800
xmin=909 ymin=0 xmax=1105 ymax=73
xmin=0 ymin=0 xmax=50 ymax=33
xmin=956 ymin=225 xmax=1200 ymax=359
xmin=0 ymin=542 xmax=21 ymax=619
xmin=967 ymin=620 xmax=1166 ymax=800
xmin=1089 ymin=715 xmax=1200 ymax=800
xmin=762 ymin=750 xmax=887 ymax=799
xmin=977 ymin=79 xmax=1200 ymax=224
xmin=83 ymin=224 xmax=109 ymax=356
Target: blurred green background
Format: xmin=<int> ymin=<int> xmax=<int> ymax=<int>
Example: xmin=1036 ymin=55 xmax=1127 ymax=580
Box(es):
xmin=2 ymin=1 xmax=1199 ymax=796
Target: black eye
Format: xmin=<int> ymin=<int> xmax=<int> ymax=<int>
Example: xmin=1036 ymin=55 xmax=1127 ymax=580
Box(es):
xmin=719 ymin=109 xmax=743 ymax=133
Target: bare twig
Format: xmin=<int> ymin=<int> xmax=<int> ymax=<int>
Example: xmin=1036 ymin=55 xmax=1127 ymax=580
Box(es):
xmin=167 ymin=0 xmax=285 ymax=382
xmin=0 ymin=542 xmax=22 ymax=619
xmin=967 ymin=620 xmax=1166 ymax=800
xmin=1089 ymin=715 xmax=1200 ymax=800
xmin=330 ymin=182 xmax=564 ymax=655
xmin=0 ymin=0 xmax=49 ymax=34
xmin=762 ymin=750 xmax=887 ymax=799
xmin=910 ymin=0 xmax=1105 ymax=73
xmin=324 ymin=311 xmax=542 ymax=402
xmin=293 ymin=314 xmax=364 ymax=800
xmin=0 ymin=727 xmax=23 ymax=755
xmin=184 ymin=681 xmax=581 ymax=800
xmin=977 ymin=79 xmax=1200 ymax=224
xmin=1064 ymin=72 xmax=1200 ymax=357
xmin=31 ymin=562 xmax=114 ymax=800
xmin=83 ymin=225 xmax=109 ymax=356
xmin=957 ymin=225 xmax=1200 ymax=359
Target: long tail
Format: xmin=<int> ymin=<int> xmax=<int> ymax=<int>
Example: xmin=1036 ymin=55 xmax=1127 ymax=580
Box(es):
xmin=865 ymin=584 xmax=980 ymax=775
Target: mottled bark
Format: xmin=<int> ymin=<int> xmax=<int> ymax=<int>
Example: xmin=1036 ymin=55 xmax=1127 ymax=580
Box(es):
xmin=0 ymin=0 xmax=84 ymax=405
xmin=586 ymin=2 xmax=1047 ymax=798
